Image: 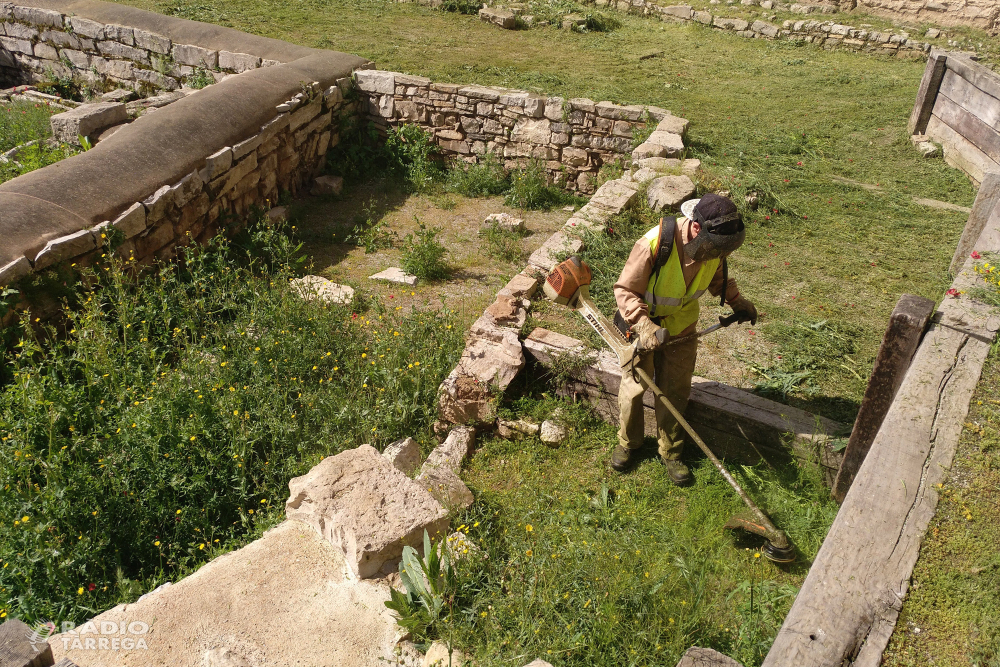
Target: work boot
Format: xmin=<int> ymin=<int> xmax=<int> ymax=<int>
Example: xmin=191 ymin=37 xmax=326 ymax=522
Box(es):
xmin=662 ymin=458 xmax=692 ymax=485
xmin=611 ymin=445 xmax=636 ymax=472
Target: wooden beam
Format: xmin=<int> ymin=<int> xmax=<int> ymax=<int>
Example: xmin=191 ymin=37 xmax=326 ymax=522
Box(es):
xmin=942 ymin=52 xmax=1000 ymax=107
xmin=950 ymin=170 xmax=1000 ymax=274
xmin=831 ymin=295 xmax=934 ymax=503
xmin=762 ymin=215 xmax=1000 ymax=667
xmin=523 ymin=328 xmax=845 ymax=482
xmin=907 ymin=48 xmax=947 ymax=135
xmin=938 ymin=68 xmax=1000 ymax=132
xmin=926 ymin=114 xmax=998 ymax=184
xmin=0 ymin=618 xmax=53 ymax=667
xmin=932 ymin=93 xmax=1000 ymax=163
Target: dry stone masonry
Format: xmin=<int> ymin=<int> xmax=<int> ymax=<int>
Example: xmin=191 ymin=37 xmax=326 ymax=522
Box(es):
xmin=355 ymin=69 xmax=684 ymax=193
xmin=0 ymin=2 xmax=280 ymax=91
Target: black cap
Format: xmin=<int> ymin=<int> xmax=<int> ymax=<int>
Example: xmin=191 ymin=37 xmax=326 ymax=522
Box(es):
xmin=692 ymin=193 xmax=743 ymax=235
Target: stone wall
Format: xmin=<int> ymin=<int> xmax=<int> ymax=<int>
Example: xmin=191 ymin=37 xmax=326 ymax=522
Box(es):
xmin=0 ymin=0 xmax=369 ymax=303
xmin=851 ymin=0 xmax=998 ymax=32
xmin=355 ymin=69 xmax=683 ymax=193
xmin=0 ymin=0 xmax=321 ymax=92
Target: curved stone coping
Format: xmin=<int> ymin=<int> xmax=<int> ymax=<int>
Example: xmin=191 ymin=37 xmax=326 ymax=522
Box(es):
xmin=9 ymin=0 xmax=321 ymax=63
xmin=0 ymin=49 xmax=368 ymax=266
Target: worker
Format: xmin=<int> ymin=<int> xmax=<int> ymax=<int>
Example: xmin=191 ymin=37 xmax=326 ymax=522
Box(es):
xmin=611 ymin=193 xmax=756 ymax=484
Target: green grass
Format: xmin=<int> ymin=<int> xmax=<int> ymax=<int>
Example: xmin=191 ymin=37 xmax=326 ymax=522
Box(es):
xmin=0 ymin=214 xmax=463 ymax=624
xmin=113 ymin=0 xmax=974 ymax=422
xmin=883 ymin=341 xmax=1000 ymax=666
xmin=432 ymin=396 xmax=839 ymax=667
xmin=0 ymin=99 xmax=78 ymax=185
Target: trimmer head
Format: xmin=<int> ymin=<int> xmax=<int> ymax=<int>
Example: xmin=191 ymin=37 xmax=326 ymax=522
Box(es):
xmin=724 ymin=513 xmax=796 ymax=563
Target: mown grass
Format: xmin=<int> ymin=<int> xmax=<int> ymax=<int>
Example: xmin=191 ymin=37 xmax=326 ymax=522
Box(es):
xmin=435 ymin=397 xmax=839 ymax=667
xmin=0 ymin=215 xmax=464 ymax=624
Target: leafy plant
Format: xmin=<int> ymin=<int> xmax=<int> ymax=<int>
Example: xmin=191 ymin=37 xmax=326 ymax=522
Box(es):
xmin=347 ymin=199 xmax=397 ymax=253
xmin=480 ymin=221 xmax=526 ymax=264
xmin=504 ymin=160 xmax=576 ymax=211
xmin=440 ymin=0 xmax=481 ymax=14
xmin=445 ymin=152 xmax=510 ymax=197
xmin=401 ymin=220 xmax=449 ymax=280
xmin=384 ymin=530 xmax=455 ymax=640
xmin=386 ymin=124 xmax=444 ymax=192
xmin=188 ymin=68 xmax=214 ymax=89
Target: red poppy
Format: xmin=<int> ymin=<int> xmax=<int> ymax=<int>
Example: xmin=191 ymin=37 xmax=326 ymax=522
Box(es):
xmin=87 ymin=583 xmax=96 ymax=592
xmin=971 ymin=251 xmax=982 ymax=259
xmin=946 ymin=288 xmax=959 ymax=297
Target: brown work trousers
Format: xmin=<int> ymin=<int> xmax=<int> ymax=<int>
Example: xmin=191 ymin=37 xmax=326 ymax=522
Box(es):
xmin=616 ymin=334 xmax=698 ymax=460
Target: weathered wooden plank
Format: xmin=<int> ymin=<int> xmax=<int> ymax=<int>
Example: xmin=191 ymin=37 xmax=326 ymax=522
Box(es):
xmin=937 ymin=68 xmax=1000 ymax=132
xmin=932 ymin=93 xmax=1000 ymax=163
xmin=763 ymin=226 xmax=1000 ymax=666
xmin=907 ymin=48 xmax=948 ymax=135
xmin=926 ymin=114 xmax=998 ymax=184
xmin=524 ymin=328 xmax=845 ymax=478
xmin=950 ymin=170 xmax=1000 ymax=274
xmin=943 ymin=53 xmax=1000 ymax=109
xmin=0 ymin=618 xmax=53 ymax=667
xmin=832 ymin=295 xmax=934 ymax=503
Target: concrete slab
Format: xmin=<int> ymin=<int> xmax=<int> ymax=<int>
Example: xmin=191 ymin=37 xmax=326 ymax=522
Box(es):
xmin=49 ymin=520 xmax=400 ymax=667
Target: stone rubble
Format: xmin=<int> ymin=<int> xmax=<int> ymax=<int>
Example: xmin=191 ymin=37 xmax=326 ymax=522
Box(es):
xmin=311 ymin=174 xmax=344 ymax=196
xmin=539 ymin=420 xmax=568 ymax=445
xmin=483 ymin=212 xmax=525 ymax=232
xmin=497 ymin=418 xmax=541 ymax=438
xmin=370 ymin=267 xmax=419 ymax=286
xmin=49 ymin=101 xmax=127 ymax=144
xmin=291 ymin=275 xmax=355 ymax=305
xmin=383 ymin=437 xmax=422 ymax=476
xmin=647 ymin=175 xmax=697 ymax=212
xmin=423 ymin=642 xmax=467 ymax=667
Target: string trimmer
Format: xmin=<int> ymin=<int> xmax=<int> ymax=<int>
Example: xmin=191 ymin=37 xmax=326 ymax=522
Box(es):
xmin=542 ymin=255 xmax=795 ymax=563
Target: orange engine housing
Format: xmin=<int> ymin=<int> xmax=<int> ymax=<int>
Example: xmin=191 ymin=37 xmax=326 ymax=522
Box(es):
xmin=543 ymin=255 xmax=592 ymax=305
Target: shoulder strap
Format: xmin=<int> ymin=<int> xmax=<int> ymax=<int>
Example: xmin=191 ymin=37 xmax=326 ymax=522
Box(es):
xmin=720 ymin=257 xmax=728 ymax=307
xmin=651 ymin=216 xmax=676 ymax=284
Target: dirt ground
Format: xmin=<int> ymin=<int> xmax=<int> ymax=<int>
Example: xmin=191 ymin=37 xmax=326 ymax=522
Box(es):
xmin=291 ymin=182 xmax=571 ymax=331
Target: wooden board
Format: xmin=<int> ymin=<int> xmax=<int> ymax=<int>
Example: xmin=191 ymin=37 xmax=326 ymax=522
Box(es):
xmin=832 ymin=295 xmax=934 ymax=503
xmin=951 ymin=170 xmax=1000 ymax=274
xmin=932 ymin=93 xmax=1000 ymax=163
xmin=926 ymin=114 xmax=998 ymax=184
xmin=942 ymin=53 xmax=1000 ymax=109
xmin=762 ymin=211 xmax=1000 ymax=667
xmin=0 ymin=618 xmax=53 ymax=667
xmin=938 ymin=68 xmax=1000 ymax=132
xmin=907 ymin=48 xmax=947 ymax=136
xmin=524 ymin=328 xmax=845 ymax=481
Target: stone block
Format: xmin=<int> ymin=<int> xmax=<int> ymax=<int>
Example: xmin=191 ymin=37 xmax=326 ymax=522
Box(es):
xmin=49 ymin=102 xmax=128 ymax=144
xmin=424 ymin=642 xmax=467 ymax=667
xmin=133 ymin=28 xmax=170 ymax=54
xmin=647 ymin=175 xmax=696 ymax=212
xmin=284 ymin=444 xmax=449 ymax=579
xmin=424 ymin=426 xmax=475 ymax=474
xmin=369 ymin=267 xmax=418 ymax=285
xmin=694 ymin=10 xmax=713 ymax=23
xmin=0 ymin=36 xmax=32 ymax=54
xmin=675 ymin=647 xmax=745 ymax=667
xmin=32 ymin=42 xmax=58 ymax=60
xmin=632 ymin=142 xmax=668 ymax=160
xmin=416 ymin=465 xmax=473 ymax=513
xmin=0 ymin=256 xmax=31 ymax=286
xmin=479 ymin=7 xmax=516 ymax=28
xmin=438 ymin=330 xmax=525 ymax=423
xmin=311 ymin=175 xmax=343 ymax=196
xmin=203 ymin=147 xmax=233 ymax=181
xmin=4 ymin=22 xmax=37 ymax=39
xmin=497 ymin=418 xmax=541 ymax=438
xmin=60 ymin=48 xmax=90 ymax=69
xmin=12 ymin=5 xmax=62 ymax=26
xmin=291 ymin=275 xmax=354 ymax=305
xmin=171 ymin=43 xmax=217 ymax=68
xmin=528 ymin=230 xmax=584 ymax=272
xmin=498 ymin=272 xmax=539 ymax=299
xmin=523 ymin=661 xmax=554 ymax=667
xmin=645 ymin=130 xmax=684 ymax=157
xmin=540 ymin=420 xmax=567 ymax=445
xmin=662 ymin=4 xmax=693 ymax=18
xmin=656 ymin=114 xmax=689 ymax=136
xmin=41 ymin=29 xmax=80 ymax=49
xmin=355 ymin=69 xmax=394 ymax=94
xmin=637 ymin=156 xmax=682 ymax=171
xmin=219 ymin=50 xmax=261 ymax=72
xmin=96 ymin=40 xmax=148 ymax=64
xmin=111 ymin=202 xmax=146 ymax=239
xmin=383 ymin=437 xmax=421 ymax=476
xmin=33 ymin=229 xmax=96 ymax=269
xmin=69 ymin=16 xmax=105 ymax=38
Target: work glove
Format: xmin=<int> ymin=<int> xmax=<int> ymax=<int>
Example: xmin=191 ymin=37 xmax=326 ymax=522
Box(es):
xmin=729 ymin=296 xmax=758 ymax=326
xmin=633 ymin=316 xmax=668 ymax=352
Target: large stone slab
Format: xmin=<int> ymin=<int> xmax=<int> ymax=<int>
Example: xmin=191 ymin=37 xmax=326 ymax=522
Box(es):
xmin=647 ymin=175 xmax=696 ymax=212
xmin=383 ymin=437 xmax=421 ymax=476
xmin=291 ymin=275 xmax=354 ymax=305
xmin=370 ymin=267 xmax=418 ymax=286
xmin=49 ymin=521 xmax=401 ymax=667
xmin=285 ymin=445 xmax=449 ymax=579
xmin=527 ymin=230 xmax=583 ymax=273
xmin=415 ymin=465 xmax=474 ymax=513
xmin=50 ymin=102 xmax=127 ymax=144
xmin=675 ymin=646 xmax=745 ymax=666
xmin=423 ymin=426 xmax=475 ymax=473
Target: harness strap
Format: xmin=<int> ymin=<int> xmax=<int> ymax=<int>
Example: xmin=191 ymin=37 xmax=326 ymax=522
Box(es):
xmin=720 ymin=257 xmax=728 ymax=307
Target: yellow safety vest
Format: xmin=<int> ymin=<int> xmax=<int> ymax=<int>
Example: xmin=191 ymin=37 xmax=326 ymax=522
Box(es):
xmin=642 ymin=224 xmax=719 ymax=336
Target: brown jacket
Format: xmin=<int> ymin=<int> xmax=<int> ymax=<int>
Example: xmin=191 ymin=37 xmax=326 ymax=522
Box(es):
xmin=613 ymin=217 xmax=742 ymax=332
